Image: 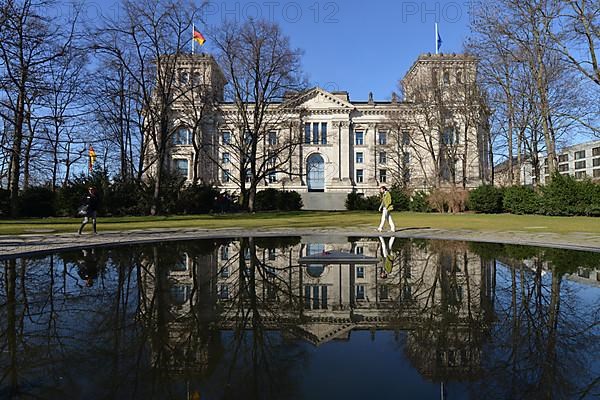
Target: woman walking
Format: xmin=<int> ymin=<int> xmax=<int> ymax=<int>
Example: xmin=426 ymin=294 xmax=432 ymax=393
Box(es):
xmin=377 ymin=186 xmax=395 ymax=232
xmin=78 ymin=187 xmax=99 ymax=235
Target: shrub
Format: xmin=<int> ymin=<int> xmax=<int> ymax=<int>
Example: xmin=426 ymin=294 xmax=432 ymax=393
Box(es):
xmin=177 ymin=184 xmax=219 ymax=214
xmin=447 ymin=188 xmax=469 ymax=213
xmin=18 ymin=186 xmax=56 ymax=217
xmin=345 ymin=192 xmax=361 ymax=210
xmin=105 ymin=180 xmax=148 ymax=216
xmin=410 ymin=191 xmax=431 ymax=212
xmin=255 ymin=189 xmax=302 ymax=211
xmin=503 ymin=186 xmax=540 ymax=215
xmin=277 ymin=190 xmax=303 ymax=211
xmin=427 ymin=189 xmax=447 ymax=212
xmin=389 ymin=186 xmax=410 ymax=211
xmin=540 ymin=172 xmax=600 ymax=216
xmin=0 ymin=188 xmax=10 ymax=217
xmin=345 ymin=191 xmax=379 ymax=211
xmin=254 ymin=188 xmax=279 ymax=211
xmin=468 ymin=185 xmax=504 ymax=213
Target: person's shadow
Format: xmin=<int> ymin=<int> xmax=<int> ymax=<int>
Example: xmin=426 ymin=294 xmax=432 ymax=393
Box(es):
xmin=77 ymin=249 xmax=99 ymax=287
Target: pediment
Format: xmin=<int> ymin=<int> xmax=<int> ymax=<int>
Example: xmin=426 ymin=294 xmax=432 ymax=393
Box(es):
xmin=283 ymin=87 xmax=355 ymax=111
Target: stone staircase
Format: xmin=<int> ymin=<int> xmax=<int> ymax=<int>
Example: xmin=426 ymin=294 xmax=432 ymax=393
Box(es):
xmin=300 ymin=192 xmax=347 ymax=211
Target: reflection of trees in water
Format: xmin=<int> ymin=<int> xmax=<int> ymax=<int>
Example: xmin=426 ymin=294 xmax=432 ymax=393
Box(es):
xmin=137 ymin=237 xmax=308 ymax=399
xmin=469 ymin=243 xmax=600 ymax=399
xmin=1 ymin=239 xmax=599 ymax=399
xmin=0 ymin=248 xmax=142 ymax=398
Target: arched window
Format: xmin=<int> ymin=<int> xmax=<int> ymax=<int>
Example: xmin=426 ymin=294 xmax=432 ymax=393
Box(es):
xmin=456 ymin=70 xmax=463 ymax=84
xmin=173 ymin=127 xmax=191 ymax=145
xmin=443 ymin=70 xmax=450 ymax=84
xmin=179 ymin=70 xmax=189 ymax=85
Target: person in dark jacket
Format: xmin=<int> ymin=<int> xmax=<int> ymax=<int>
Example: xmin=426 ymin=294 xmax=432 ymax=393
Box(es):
xmin=78 ymin=187 xmax=99 ymax=234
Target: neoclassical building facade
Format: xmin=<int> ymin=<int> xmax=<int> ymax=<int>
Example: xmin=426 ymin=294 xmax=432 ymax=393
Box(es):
xmin=162 ymin=53 xmax=490 ymax=198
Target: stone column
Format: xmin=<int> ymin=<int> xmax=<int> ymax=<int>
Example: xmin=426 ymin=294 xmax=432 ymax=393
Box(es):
xmin=367 ymin=123 xmax=378 ymax=186
xmin=340 ymin=120 xmax=351 ymax=184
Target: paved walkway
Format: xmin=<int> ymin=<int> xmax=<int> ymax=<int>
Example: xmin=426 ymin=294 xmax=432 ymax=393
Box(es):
xmin=2 ymin=227 xmax=600 ymax=259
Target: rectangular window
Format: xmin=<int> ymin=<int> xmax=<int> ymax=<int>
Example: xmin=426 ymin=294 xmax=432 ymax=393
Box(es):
xmin=442 ymin=127 xmax=455 ymax=145
xmin=220 ymin=266 xmax=229 ymax=278
xmin=321 ymin=286 xmax=328 ymax=309
xmin=355 ymin=246 xmax=364 ymax=255
xmin=355 ymin=131 xmax=364 ymax=145
xmin=356 ymin=266 xmax=365 ymax=279
xmin=379 ymin=285 xmax=388 ymax=300
xmin=304 ymin=123 xmax=311 ymax=144
xmin=593 ymin=158 xmax=600 ymax=167
xmin=321 ymin=122 xmax=328 ymax=144
xmin=313 ymin=122 xmax=319 ymax=144
xmin=222 ymin=152 xmax=230 ymax=164
xmin=268 ymin=171 xmax=277 ymax=183
xmin=220 ymin=246 xmax=229 ymax=260
xmin=379 ymin=169 xmax=387 ymax=183
xmin=245 ymin=169 xmax=252 ymax=183
xmin=558 ymin=154 xmax=569 ymax=162
xmin=558 ymin=163 xmax=569 ymax=172
xmin=268 ymin=248 xmax=276 ymax=260
xmin=575 ymin=171 xmax=587 ymax=179
xmin=575 ymin=150 xmax=586 ymax=160
xmin=174 ymin=159 xmax=188 ymax=178
xmin=402 ymin=130 xmax=410 ymax=145
xmin=267 ymin=151 xmax=276 ymax=167
xmin=575 ymin=160 xmax=586 ymax=169
xmin=356 ymin=169 xmax=364 ymax=183
xmin=356 ymin=152 xmax=364 ymax=163
xmin=222 ymin=169 xmax=230 ymax=183
xmin=356 ymin=285 xmax=365 ymax=300
xmin=219 ymin=284 xmax=229 ymax=299
xmin=268 ymin=131 xmax=277 ymax=145
xmin=593 ymin=147 xmax=600 ymax=157
xmin=222 ymin=131 xmax=231 ymax=145
xmin=379 ymin=151 xmax=387 ymax=164
xmin=403 ymin=152 xmax=410 ymax=165
xmin=173 ymin=127 xmax=191 ymax=145
xmin=244 ymin=131 xmax=252 ymax=144
xmin=378 ymin=131 xmax=387 ymax=145
xmin=594 ymin=169 xmax=600 ymax=178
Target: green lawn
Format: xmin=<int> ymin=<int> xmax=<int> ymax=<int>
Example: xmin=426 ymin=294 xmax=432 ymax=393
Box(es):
xmin=0 ymin=211 xmax=599 ymax=236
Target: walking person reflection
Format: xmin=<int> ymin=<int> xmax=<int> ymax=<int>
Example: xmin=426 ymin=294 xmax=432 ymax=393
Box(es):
xmin=377 ymin=186 xmax=395 ymax=232
xmin=378 ymin=236 xmax=396 ymax=279
xmin=77 ymin=249 xmax=99 ymax=287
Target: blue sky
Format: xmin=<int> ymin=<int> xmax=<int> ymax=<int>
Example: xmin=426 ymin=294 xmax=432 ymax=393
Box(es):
xmin=200 ymin=0 xmax=473 ymax=100
xmin=82 ymin=0 xmax=473 ymax=101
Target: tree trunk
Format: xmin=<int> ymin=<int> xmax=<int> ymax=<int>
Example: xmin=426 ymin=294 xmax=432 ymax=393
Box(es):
xmin=9 ymin=91 xmax=25 ymax=217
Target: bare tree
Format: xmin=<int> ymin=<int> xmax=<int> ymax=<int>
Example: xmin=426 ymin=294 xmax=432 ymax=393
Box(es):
xmin=93 ymin=0 xmax=199 ymax=215
xmin=209 ymin=19 xmax=306 ymax=211
xmin=0 ymin=0 xmax=77 ymax=215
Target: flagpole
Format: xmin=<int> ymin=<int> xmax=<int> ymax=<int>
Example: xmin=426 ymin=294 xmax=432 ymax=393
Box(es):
xmin=192 ymin=23 xmax=195 ymax=54
xmin=435 ymin=23 xmax=438 ymax=54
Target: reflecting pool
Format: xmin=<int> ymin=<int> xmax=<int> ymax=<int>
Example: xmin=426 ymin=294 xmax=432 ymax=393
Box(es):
xmin=1 ymin=237 xmax=599 ymax=399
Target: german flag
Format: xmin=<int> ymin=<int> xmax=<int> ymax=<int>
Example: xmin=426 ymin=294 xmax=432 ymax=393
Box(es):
xmin=193 ymin=29 xmax=206 ymax=46
xmin=88 ymin=145 xmax=97 ymax=172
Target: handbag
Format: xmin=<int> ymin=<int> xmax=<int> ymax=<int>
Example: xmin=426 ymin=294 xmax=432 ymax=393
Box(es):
xmin=77 ymin=205 xmax=89 ymax=216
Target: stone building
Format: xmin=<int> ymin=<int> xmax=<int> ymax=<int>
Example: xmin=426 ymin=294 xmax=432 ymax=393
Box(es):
xmin=153 ymin=53 xmax=491 ymax=208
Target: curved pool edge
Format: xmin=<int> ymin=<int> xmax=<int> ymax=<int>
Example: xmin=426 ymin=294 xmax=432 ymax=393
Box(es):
xmin=2 ymin=227 xmax=600 ymax=260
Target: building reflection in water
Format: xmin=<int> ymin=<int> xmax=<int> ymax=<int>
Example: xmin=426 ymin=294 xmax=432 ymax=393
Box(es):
xmin=0 ymin=238 xmax=599 ymax=399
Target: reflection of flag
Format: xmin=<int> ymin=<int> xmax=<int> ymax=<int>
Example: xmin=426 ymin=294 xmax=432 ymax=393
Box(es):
xmin=88 ymin=145 xmax=97 ymax=172
xmin=193 ymin=29 xmax=206 ymax=46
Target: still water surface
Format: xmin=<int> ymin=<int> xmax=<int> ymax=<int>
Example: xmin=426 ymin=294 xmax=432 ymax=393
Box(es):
xmin=1 ymin=236 xmax=599 ymax=399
